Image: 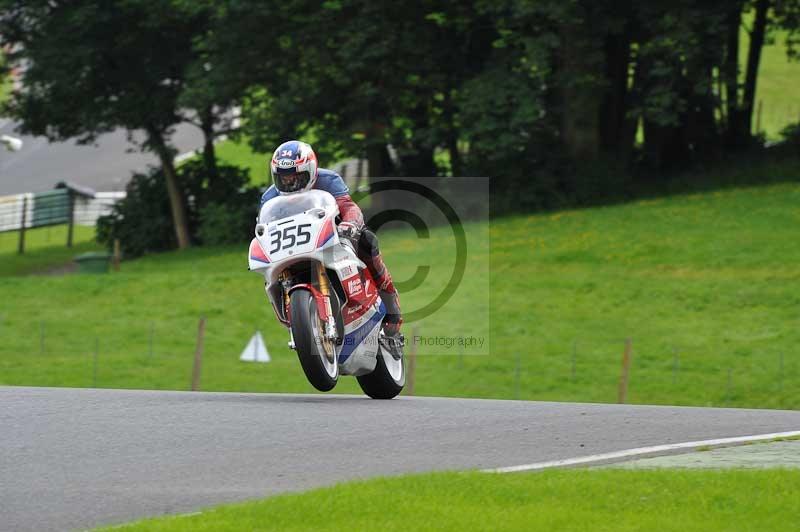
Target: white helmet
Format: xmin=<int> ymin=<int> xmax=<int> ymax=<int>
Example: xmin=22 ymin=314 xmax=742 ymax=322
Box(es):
xmin=270 ymin=140 xmax=318 ymax=194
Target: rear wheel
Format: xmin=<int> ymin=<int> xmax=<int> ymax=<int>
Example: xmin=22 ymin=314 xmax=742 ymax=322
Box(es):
xmin=290 ymin=290 xmax=338 ymax=391
xmin=357 ymin=333 xmax=405 ymax=399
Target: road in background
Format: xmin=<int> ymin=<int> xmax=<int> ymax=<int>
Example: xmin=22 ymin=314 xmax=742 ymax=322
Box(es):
xmin=0 ymin=119 xmax=204 ymax=195
xmin=1 ymin=387 xmax=799 ymax=531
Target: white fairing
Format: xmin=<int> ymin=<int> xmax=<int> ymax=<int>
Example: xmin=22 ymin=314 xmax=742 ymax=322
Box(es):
xmin=248 ymin=190 xmax=385 ymax=376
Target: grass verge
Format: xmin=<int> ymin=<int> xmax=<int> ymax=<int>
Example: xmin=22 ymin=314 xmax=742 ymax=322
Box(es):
xmin=1 ymin=161 xmax=800 ymax=408
xmin=100 ymin=469 xmax=800 ymax=531
xmin=0 ymin=225 xmax=101 ymax=276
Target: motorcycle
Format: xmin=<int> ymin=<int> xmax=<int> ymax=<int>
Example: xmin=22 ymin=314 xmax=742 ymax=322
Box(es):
xmin=248 ymin=189 xmax=405 ymax=399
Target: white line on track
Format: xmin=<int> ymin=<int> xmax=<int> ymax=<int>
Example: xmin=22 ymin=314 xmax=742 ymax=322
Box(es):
xmin=482 ymin=429 xmax=800 ymax=473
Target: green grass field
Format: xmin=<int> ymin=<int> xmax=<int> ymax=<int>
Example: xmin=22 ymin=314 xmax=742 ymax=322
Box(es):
xmin=102 ymin=469 xmax=800 ymax=531
xmin=0 ymin=225 xmax=101 ymax=276
xmin=0 ymin=76 xmax=10 ymax=104
xmin=0 ymin=49 xmax=12 ymax=105
xmin=213 ymin=137 xmax=271 ymax=186
xmin=746 ymin=16 xmax=800 ymax=138
xmin=1 ymin=159 xmax=799 ymax=408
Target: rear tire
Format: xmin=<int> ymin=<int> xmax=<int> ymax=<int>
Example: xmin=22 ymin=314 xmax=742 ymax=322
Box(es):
xmin=290 ymin=290 xmax=338 ymax=391
xmin=357 ymin=337 xmax=405 ymax=399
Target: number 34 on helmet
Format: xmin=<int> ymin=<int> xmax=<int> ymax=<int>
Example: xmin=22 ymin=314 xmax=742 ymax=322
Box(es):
xmin=270 ymin=140 xmax=319 ymax=194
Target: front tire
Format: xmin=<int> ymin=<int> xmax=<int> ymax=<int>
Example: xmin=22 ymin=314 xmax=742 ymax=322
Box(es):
xmin=357 ymin=335 xmax=405 ymax=399
xmin=290 ymin=290 xmax=338 ymax=391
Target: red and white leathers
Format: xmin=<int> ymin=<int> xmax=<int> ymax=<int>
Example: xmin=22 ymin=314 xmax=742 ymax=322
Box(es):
xmin=335 ymin=194 xmax=403 ymax=336
xmin=260 ymin=167 xmax=402 ymax=335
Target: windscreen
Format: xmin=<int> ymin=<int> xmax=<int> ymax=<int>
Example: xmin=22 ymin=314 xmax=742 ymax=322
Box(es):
xmin=258 ymin=190 xmax=335 ymax=224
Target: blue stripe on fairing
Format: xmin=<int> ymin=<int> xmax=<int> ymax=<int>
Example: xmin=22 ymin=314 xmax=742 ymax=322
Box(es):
xmin=338 ymin=301 xmax=386 ymax=363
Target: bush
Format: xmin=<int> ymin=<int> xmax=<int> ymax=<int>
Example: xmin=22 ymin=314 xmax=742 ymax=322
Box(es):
xmin=96 ymin=168 xmax=178 ymax=258
xmin=97 ymin=160 xmax=261 ymax=257
xmin=780 ymin=122 xmax=800 ymax=148
xmin=198 ymin=200 xmax=258 ymax=246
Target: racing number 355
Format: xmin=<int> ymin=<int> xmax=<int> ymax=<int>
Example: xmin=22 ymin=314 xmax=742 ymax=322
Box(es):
xmin=269 ymin=223 xmax=312 ymax=254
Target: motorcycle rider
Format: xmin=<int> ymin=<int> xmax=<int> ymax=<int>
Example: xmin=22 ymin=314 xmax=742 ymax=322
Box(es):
xmin=259 ymin=140 xmax=403 ymax=339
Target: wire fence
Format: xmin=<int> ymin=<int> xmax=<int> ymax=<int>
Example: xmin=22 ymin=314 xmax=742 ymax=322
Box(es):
xmin=0 ymin=190 xmax=124 ymax=232
xmin=0 ymin=186 xmax=124 ymax=253
xmin=0 ymin=316 xmax=283 ymax=391
xmin=0 ymin=316 xmax=796 ymax=409
xmin=527 ymin=342 xmax=795 ymax=408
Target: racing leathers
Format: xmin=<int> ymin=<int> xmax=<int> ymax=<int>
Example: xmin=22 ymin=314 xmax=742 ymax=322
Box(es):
xmin=259 ymin=168 xmax=402 ymax=335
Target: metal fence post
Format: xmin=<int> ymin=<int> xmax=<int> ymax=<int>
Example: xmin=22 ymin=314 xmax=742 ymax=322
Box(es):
xmin=67 ymin=190 xmax=75 ymax=248
xmin=18 ymin=196 xmax=27 ymax=255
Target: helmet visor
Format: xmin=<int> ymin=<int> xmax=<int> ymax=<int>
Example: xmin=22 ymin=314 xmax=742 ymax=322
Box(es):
xmin=274 ymin=170 xmax=311 ymax=193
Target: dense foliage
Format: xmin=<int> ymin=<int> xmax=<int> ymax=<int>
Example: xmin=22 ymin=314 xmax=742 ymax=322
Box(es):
xmin=2 ymin=0 xmax=800 ymax=241
xmin=96 ymin=161 xmax=259 ymax=257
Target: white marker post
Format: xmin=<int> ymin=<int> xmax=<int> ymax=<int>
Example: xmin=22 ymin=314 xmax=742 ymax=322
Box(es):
xmin=240 ymin=331 xmax=271 ymax=363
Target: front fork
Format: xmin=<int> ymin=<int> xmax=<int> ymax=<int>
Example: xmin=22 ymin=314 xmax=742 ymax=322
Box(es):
xmin=283 ymin=265 xmax=337 ymax=350
xmin=316 ymin=263 xmax=337 ymax=340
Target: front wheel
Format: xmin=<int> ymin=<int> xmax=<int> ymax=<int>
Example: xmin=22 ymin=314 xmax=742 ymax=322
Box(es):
xmin=357 ymin=334 xmax=405 ymax=399
xmin=290 ymin=289 xmax=338 ymax=391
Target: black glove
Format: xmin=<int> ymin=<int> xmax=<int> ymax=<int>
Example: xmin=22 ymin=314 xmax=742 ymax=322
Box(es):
xmin=337 ymin=221 xmax=361 ymax=240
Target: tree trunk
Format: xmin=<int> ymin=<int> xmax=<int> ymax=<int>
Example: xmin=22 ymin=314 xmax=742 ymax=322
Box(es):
xmin=558 ymin=18 xmax=602 ymax=162
xmin=741 ymin=0 xmax=769 ymax=139
xmin=200 ymin=105 xmax=218 ymax=182
xmin=599 ymin=29 xmax=632 ymax=157
xmin=366 ymin=141 xmax=393 ymax=216
xmin=641 ymin=58 xmax=692 ymax=171
xmin=399 ymin=146 xmax=436 ymax=177
xmin=446 ymin=137 xmax=461 ymax=177
xmin=724 ymin=6 xmax=741 ymax=145
xmin=685 ymin=62 xmax=720 ymax=158
xmin=367 ymin=142 xmax=392 ymax=179
xmin=621 ymin=44 xmax=643 ymax=157
xmin=683 ymin=21 xmax=722 ymax=159
xmin=443 ymin=90 xmax=462 ymax=176
xmin=147 ymin=125 xmax=191 ymax=250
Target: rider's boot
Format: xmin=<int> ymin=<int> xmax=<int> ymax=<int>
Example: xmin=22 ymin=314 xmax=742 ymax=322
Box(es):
xmin=357 ymin=230 xmax=404 ymax=358
xmin=380 ymin=289 xmax=403 ymax=335
xmin=375 ymin=270 xmax=404 ymax=360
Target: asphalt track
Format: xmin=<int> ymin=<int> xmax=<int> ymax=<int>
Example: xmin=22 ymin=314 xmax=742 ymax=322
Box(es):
xmin=2 ymin=387 xmax=799 ymax=531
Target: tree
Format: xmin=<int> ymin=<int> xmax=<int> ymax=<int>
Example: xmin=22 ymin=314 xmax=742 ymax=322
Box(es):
xmin=775 ymin=0 xmax=800 ymax=59
xmin=172 ymin=0 xmax=256 ymax=183
xmin=0 ymin=0 xmax=206 ymax=249
xmin=224 ymin=0 xmax=496 ymax=181
xmin=723 ymin=0 xmax=770 ymax=147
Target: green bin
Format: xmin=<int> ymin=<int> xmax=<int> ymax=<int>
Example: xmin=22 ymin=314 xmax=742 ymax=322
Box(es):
xmin=74 ymin=252 xmax=112 ymax=274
